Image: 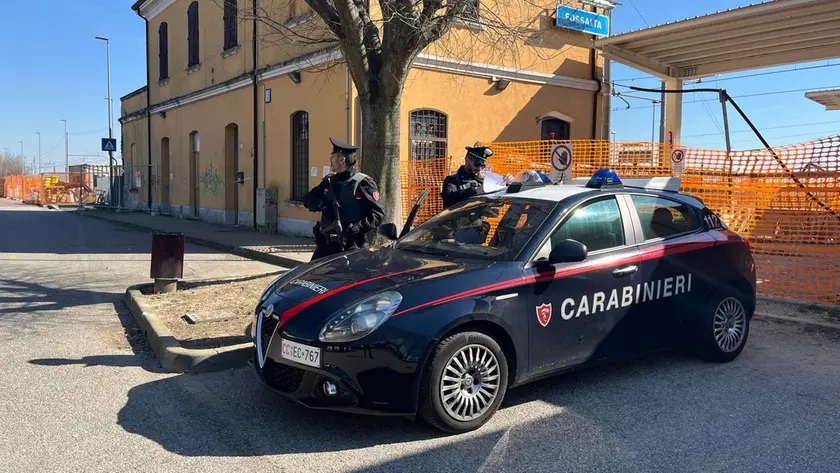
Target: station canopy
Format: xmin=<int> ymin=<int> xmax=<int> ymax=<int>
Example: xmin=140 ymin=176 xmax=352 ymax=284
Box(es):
xmin=805 ymin=89 xmax=840 ymax=111
xmin=594 ymin=0 xmax=840 ymax=80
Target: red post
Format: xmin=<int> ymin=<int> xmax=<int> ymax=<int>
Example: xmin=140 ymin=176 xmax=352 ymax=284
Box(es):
xmin=150 ymin=232 xmax=184 ymax=293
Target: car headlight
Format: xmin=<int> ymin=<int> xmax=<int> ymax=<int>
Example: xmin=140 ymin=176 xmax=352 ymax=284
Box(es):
xmin=318 ymin=292 xmax=403 ymax=343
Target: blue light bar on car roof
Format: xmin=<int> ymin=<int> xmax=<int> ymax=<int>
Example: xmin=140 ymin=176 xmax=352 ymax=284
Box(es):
xmin=565 ymin=168 xmax=682 ymax=193
xmin=506 ymin=170 xmax=552 ymax=193
xmin=585 ymin=168 xmax=622 ymax=189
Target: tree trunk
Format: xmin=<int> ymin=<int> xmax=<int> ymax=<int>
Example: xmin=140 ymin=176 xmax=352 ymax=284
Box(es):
xmin=359 ymin=93 xmax=403 ymax=227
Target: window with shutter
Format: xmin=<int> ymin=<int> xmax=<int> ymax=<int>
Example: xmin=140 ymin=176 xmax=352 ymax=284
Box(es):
xmin=187 ymin=1 xmax=199 ymax=67
xmin=158 ymin=22 xmax=168 ymax=80
xmin=223 ymin=0 xmax=238 ymax=51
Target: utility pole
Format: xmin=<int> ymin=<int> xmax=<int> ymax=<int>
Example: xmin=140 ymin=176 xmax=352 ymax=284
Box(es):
xmin=35 ymin=131 xmax=41 ymax=176
xmin=96 ymin=36 xmax=114 ymax=207
xmin=61 ymin=119 xmax=69 ymax=174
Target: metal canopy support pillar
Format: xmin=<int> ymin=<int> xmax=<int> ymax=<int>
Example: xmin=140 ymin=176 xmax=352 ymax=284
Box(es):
xmin=664 ymin=78 xmax=683 ymax=146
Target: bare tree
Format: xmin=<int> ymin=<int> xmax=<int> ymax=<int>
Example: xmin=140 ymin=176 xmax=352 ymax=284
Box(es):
xmin=222 ymin=0 xmax=572 ymax=224
xmin=0 ymin=150 xmax=25 ymax=177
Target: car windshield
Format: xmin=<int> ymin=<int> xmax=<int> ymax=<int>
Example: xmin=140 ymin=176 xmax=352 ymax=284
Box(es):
xmin=396 ymin=197 xmax=556 ymax=261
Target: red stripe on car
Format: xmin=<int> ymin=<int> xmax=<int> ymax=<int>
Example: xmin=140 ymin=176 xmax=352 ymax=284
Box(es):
xmin=278 ymin=267 xmax=428 ymax=326
xmin=392 ymin=236 xmax=735 ymax=317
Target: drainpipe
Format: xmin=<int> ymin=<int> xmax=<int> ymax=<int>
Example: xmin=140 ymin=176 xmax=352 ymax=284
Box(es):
xmin=136 ymin=8 xmax=153 ymax=211
xmin=251 ymin=0 xmax=259 ymax=229
xmin=345 ymin=67 xmax=351 ymax=142
xmin=590 ymin=4 xmax=601 ymax=140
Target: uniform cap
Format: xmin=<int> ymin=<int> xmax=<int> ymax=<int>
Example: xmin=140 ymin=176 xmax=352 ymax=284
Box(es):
xmin=330 ymin=137 xmax=358 ymax=165
xmin=330 ymin=137 xmax=358 ymax=156
xmin=465 ymin=145 xmax=493 ymax=166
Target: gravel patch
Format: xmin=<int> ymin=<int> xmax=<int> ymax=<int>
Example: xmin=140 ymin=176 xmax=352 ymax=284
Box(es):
xmin=140 ymin=271 xmax=285 ymax=349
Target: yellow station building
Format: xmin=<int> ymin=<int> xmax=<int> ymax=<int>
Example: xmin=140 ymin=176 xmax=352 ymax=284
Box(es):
xmin=120 ymin=0 xmax=607 ymax=236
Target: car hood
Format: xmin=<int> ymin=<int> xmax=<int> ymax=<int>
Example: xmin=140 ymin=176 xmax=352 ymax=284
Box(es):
xmin=272 ymin=245 xmax=475 ymax=304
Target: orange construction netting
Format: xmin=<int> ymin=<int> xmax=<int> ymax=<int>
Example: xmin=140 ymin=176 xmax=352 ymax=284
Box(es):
xmin=399 ymin=136 xmax=840 ymax=304
xmin=2 ymin=172 xmax=99 ymax=206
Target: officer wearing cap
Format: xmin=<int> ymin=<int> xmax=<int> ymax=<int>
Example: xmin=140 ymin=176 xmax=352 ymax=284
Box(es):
xmin=441 ymin=144 xmax=512 ymax=208
xmin=303 ymin=137 xmax=385 ymax=261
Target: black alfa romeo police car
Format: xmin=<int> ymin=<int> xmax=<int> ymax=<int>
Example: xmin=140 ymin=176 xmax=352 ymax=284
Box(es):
xmin=251 ymin=169 xmax=756 ymax=434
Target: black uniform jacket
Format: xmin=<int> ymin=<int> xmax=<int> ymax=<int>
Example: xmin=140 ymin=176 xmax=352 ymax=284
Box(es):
xmin=303 ymin=170 xmax=386 ymax=249
xmin=441 ymin=165 xmax=483 ymax=208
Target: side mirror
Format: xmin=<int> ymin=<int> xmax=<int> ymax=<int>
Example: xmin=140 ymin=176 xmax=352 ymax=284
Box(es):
xmin=549 ymin=239 xmax=587 ymax=264
xmin=378 ymin=223 xmax=398 ymax=240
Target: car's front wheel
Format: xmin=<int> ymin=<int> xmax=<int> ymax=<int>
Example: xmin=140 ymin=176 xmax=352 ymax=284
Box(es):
xmin=695 ymin=288 xmax=751 ymax=363
xmin=418 ymin=331 xmax=509 ymax=434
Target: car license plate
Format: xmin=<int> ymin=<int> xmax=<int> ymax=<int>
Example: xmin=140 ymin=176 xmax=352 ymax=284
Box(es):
xmin=280 ymin=338 xmax=321 ymax=368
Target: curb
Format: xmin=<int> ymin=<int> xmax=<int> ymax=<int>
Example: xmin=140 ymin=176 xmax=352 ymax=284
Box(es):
xmin=125 ymin=283 xmax=254 ymax=373
xmin=753 ymin=311 xmax=840 ymax=334
xmin=79 ymin=210 xmax=307 ymax=269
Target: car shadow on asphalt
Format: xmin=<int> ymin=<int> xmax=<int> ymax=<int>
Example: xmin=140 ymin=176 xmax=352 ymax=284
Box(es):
xmin=0 ymin=277 xmax=123 ymax=316
xmin=28 ymin=300 xmax=167 ymax=374
xmin=114 ymin=367 xmax=447 ymax=456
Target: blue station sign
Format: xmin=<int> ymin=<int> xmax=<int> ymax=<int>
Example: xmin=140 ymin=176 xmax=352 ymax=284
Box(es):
xmin=556 ymin=5 xmax=609 ymax=37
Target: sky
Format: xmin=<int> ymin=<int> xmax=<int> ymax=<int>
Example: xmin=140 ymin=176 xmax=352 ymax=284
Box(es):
xmin=1 ymin=0 xmax=838 ymax=172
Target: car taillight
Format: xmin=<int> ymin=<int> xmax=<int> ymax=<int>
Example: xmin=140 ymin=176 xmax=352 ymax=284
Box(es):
xmin=743 ymin=237 xmax=751 ymax=251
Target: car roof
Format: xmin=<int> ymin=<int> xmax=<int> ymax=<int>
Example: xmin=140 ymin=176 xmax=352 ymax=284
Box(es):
xmin=490 ymin=178 xmax=706 ymax=209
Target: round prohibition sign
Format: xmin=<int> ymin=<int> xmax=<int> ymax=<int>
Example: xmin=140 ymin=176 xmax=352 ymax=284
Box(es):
xmin=551 ymin=143 xmax=573 ymax=173
xmin=671 ymin=148 xmax=686 ymax=164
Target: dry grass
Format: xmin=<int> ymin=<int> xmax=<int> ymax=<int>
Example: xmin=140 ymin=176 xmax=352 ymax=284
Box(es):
xmin=140 ymin=271 xmax=285 ymax=349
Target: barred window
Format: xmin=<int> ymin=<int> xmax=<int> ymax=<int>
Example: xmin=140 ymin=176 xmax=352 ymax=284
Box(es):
xmin=187 ymin=1 xmax=200 ymax=67
xmin=223 ymin=0 xmax=238 ymax=51
xmin=541 ymin=118 xmax=570 ymax=140
xmin=291 ymin=111 xmax=310 ymax=201
xmin=409 ymin=109 xmax=448 ymax=160
xmin=158 ymin=22 xmax=169 ymax=80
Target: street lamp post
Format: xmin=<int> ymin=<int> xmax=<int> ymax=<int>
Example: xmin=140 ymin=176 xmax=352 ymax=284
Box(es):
xmin=95 ymin=36 xmax=115 ymax=208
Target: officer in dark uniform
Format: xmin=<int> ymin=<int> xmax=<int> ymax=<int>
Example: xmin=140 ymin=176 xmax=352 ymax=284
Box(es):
xmin=441 ymin=145 xmax=513 ymax=208
xmin=303 ymin=137 xmax=385 ymax=261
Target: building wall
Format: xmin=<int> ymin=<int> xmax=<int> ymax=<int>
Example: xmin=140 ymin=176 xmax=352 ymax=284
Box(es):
xmin=121 ymin=87 xmax=148 ymax=116
xmin=399 ymin=67 xmax=597 ymax=164
xmin=148 ymin=85 xmax=255 ymax=224
xmin=120 ymin=113 xmax=149 ymax=210
xmin=147 ymin=0 xmax=253 ymax=105
xmin=125 ymin=0 xmax=604 ymax=233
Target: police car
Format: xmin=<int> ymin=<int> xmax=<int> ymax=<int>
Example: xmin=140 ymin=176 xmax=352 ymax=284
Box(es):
xmin=252 ymin=169 xmax=756 ymax=434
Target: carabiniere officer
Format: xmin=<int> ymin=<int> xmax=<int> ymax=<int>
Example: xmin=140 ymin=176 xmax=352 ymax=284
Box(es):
xmin=303 ymin=137 xmax=385 ymax=261
xmin=441 ymin=145 xmax=512 ymax=208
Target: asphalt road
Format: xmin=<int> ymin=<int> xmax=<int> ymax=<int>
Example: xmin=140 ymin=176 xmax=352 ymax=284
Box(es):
xmin=1 ymin=198 xmax=840 ymax=473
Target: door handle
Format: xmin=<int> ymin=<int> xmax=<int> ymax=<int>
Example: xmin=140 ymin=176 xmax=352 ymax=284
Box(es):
xmin=612 ymin=265 xmax=638 ymax=277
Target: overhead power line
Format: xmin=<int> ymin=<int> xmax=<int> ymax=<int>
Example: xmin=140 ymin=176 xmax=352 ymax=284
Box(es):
xmin=612 ymin=61 xmax=839 ymax=84
xmin=611 ymin=83 xmax=840 ymax=111
xmin=683 ymin=119 xmax=840 ymax=138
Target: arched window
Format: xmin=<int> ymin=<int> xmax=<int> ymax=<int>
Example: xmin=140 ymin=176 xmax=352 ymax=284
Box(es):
xmin=291 ymin=111 xmax=309 ymax=201
xmin=409 ymin=109 xmax=448 ymax=160
xmin=223 ymin=0 xmax=238 ymax=51
xmin=187 ymin=1 xmax=200 ymax=67
xmin=158 ymin=22 xmax=168 ymax=80
xmin=540 ymin=118 xmax=570 ymax=140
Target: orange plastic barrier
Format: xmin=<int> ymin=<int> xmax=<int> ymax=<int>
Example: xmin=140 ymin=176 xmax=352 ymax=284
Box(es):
xmin=2 ymin=171 xmax=103 ymax=206
xmin=450 ymin=136 xmax=840 ymax=305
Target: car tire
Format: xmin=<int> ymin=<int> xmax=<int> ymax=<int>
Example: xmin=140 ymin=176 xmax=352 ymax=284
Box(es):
xmin=695 ymin=287 xmax=751 ymax=363
xmin=417 ymin=331 xmax=509 ymax=434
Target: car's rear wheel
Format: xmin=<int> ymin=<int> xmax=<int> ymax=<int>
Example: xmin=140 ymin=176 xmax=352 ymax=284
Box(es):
xmin=418 ymin=331 xmax=509 ymax=434
xmin=695 ymin=288 xmax=751 ymax=363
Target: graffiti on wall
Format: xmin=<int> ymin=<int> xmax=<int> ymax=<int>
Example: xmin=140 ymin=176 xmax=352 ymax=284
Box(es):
xmin=200 ymin=162 xmax=223 ymax=195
